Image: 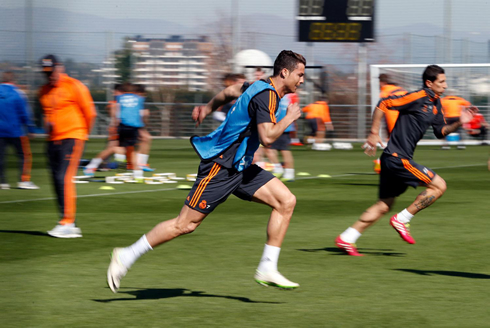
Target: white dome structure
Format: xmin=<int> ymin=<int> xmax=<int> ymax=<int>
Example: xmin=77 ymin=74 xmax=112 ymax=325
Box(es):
xmin=234 ymin=49 xmax=273 ymax=82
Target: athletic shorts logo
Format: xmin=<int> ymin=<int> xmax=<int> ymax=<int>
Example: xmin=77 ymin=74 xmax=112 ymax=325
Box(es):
xmin=199 ymin=200 xmax=207 ymax=209
xmin=423 ymin=167 xmax=434 ymax=178
xmin=186 ymin=196 xmax=190 ymax=201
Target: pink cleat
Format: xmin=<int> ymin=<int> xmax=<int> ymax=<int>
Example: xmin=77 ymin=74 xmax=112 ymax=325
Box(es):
xmin=335 ymin=236 xmax=364 ymax=256
xmin=390 ymin=215 xmax=416 ymax=244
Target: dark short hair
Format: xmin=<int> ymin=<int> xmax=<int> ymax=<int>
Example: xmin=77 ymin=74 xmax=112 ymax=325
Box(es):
xmin=422 ymin=65 xmax=445 ymax=88
xmin=222 ymin=73 xmax=234 ymax=82
xmin=133 ymin=84 xmax=146 ymax=94
xmin=379 ymin=73 xmax=391 ymax=83
xmin=235 ymin=73 xmax=246 ymax=80
xmin=273 ymin=50 xmax=306 ymax=77
xmin=121 ymin=82 xmax=134 ymax=93
xmin=2 ymin=71 xmax=15 ymax=83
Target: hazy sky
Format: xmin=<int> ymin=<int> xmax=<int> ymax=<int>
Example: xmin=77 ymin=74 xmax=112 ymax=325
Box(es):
xmin=3 ymin=0 xmax=490 ymax=36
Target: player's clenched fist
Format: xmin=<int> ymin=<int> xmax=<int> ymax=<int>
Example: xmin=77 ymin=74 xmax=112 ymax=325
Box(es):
xmin=286 ymin=102 xmax=301 ymax=121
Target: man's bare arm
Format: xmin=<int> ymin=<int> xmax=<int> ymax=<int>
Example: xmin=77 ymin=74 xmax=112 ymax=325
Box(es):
xmin=441 ymin=107 xmax=477 ymax=136
xmin=192 ymin=83 xmax=244 ymax=127
xmin=362 ymin=107 xmax=385 ymax=156
xmin=257 ymin=102 xmax=301 ymax=147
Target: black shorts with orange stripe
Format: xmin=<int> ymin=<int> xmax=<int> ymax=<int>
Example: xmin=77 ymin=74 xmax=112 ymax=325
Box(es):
xmin=185 ymin=161 xmax=275 ymax=214
xmin=379 ymin=153 xmax=436 ymax=199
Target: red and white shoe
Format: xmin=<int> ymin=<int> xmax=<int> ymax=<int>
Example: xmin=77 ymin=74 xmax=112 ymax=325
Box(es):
xmin=390 ymin=215 xmax=416 ymax=244
xmin=335 ymin=236 xmax=363 ymax=256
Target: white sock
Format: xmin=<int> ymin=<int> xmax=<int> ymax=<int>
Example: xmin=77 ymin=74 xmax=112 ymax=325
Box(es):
xmin=138 ymin=153 xmax=149 ymax=166
xmin=273 ymin=163 xmax=284 ymax=175
xmin=133 ymin=170 xmax=143 ymax=178
xmin=340 ymin=227 xmax=362 ymax=244
xmin=114 ymin=153 xmax=126 ymax=162
xmin=283 ymin=168 xmax=295 ymax=180
xmin=119 ymin=235 xmax=153 ymax=269
xmin=397 ymin=209 xmax=414 ymax=224
xmin=86 ymin=157 xmax=102 ymax=169
xmin=257 ymin=244 xmax=280 ymax=273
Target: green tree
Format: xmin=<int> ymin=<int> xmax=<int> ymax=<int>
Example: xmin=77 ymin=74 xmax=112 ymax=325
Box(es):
xmin=115 ymin=38 xmax=132 ymax=83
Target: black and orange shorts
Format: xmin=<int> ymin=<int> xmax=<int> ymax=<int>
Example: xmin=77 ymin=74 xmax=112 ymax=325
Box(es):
xmin=185 ymin=161 xmax=275 ymax=214
xmin=379 ymin=153 xmax=436 ymax=199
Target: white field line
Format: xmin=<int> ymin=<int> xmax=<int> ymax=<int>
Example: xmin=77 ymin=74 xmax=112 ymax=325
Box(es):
xmin=0 ymin=164 xmax=486 ymax=205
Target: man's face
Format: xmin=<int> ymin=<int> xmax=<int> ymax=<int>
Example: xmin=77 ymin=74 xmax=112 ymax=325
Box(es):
xmin=426 ymin=73 xmax=447 ymax=96
xmin=254 ymin=70 xmax=264 ymax=81
xmin=283 ymin=63 xmax=305 ymax=94
xmin=44 ymin=65 xmax=63 ymax=86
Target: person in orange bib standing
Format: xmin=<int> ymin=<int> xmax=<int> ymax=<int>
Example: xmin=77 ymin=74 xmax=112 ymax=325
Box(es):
xmin=373 ymin=74 xmax=407 ymax=173
xmin=302 ymin=96 xmax=333 ymax=145
xmin=38 ymin=55 xmax=97 ymax=238
xmin=441 ymin=91 xmax=472 ymax=149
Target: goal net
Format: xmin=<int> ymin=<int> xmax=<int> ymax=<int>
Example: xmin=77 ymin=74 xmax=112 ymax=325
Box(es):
xmin=370 ymin=64 xmax=490 ymax=145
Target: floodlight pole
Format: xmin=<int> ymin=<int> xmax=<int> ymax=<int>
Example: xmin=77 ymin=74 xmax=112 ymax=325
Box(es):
xmin=444 ymin=0 xmax=452 ymax=63
xmin=357 ymin=43 xmax=367 ymax=139
xmin=25 ymin=0 xmax=33 ymax=96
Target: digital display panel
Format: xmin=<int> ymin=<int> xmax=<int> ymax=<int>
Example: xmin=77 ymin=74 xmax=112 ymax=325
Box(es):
xmin=297 ymin=0 xmax=375 ymax=42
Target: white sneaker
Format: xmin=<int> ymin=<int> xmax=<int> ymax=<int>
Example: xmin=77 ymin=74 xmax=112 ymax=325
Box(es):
xmin=0 ymin=183 xmax=10 ymax=190
xmin=254 ymin=270 xmax=299 ymax=289
xmin=107 ymin=248 xmax=128 ymax=293
xmin=18 ymin=181 xmax=40 ymax=190
xmin=47 ymin=224 xmax=82 ymax=238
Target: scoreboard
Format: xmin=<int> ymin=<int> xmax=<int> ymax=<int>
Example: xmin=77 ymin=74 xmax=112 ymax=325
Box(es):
xmin=297 ymin=0 xmax=375 ymax=43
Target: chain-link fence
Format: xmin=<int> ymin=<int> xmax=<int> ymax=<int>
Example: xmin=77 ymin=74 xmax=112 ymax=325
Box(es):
xmin=89 ymin=101 xmax=489 ymax=144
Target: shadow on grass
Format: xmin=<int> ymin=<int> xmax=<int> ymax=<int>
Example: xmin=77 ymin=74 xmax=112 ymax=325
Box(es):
xmin=395 ymin=269 xmax=490 ymax=279
xmin=94 ymin=288 xmax=284 ymax=304
xmin=297 ymin=247 xmax=406 ymax=257
xmin=0 ymin=229 xmax=48 ymax=237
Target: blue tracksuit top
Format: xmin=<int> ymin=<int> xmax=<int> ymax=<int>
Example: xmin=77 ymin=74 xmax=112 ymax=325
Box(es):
xmin=191 ymin=80 xmax=277 ymax=172
xmin=0 ymin=84 xmax=34 ymax=137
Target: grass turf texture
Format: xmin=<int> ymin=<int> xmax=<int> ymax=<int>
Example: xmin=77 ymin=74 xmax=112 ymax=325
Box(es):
xmin=0 ymin=139 xmax=489 ymax=327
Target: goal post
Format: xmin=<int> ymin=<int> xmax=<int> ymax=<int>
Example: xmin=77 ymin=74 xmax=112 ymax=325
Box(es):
xmin=370 ymin=63 xmax=490 ymax=145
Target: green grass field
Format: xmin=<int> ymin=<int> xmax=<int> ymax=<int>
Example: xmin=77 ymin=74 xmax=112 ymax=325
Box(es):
xmin=1 ymin=139 xmax=489 ymax=327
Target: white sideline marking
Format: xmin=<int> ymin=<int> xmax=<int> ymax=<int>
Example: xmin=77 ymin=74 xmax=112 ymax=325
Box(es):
xmin=0 ymin=164 xmax=486 ymax=205
xmin=0 ymin=187 xmax=176 ymax=204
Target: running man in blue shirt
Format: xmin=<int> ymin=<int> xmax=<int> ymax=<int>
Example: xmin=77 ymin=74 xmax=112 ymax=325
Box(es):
xmin=0 ymin=71 xmax=39 ymax=190
xmin=108 ymin=50 xmax=306 ymax=291
xmin=116 ymin=83 xmax=144 ymax=180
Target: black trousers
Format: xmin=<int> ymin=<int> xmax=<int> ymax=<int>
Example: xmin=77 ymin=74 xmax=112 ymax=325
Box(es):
xmin=47 ymin=139 xmax=85 ymax=223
